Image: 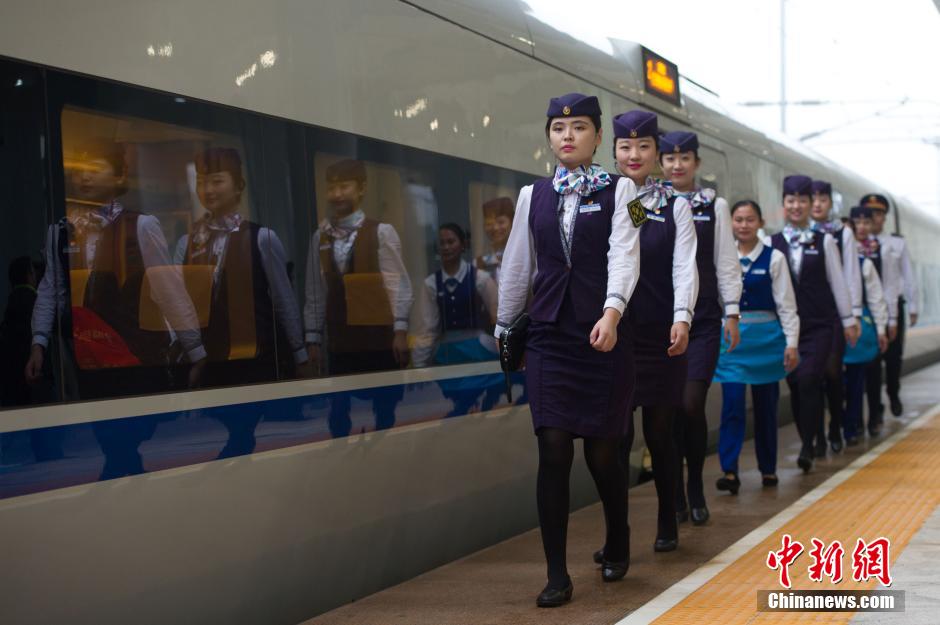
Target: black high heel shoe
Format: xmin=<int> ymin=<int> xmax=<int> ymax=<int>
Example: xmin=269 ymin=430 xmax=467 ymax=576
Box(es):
xmin=653 ymin=537 xmax=678 ymax=552
xmin=762 ymin=474 xmax=779 ymax=487
xmin=716 ymin=473 xmax=740 ymax=495
xmin=690 ymin=506 xmax=709 ymax=525
xmin=601 ymin=559 xmax=629 ymax=582
xmin=536 ymin=578 xmax=573 ymax=608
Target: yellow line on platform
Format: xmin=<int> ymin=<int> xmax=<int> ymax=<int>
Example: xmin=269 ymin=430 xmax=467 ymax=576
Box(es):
xmin=649 ymin=409 xmax=940 ymax=624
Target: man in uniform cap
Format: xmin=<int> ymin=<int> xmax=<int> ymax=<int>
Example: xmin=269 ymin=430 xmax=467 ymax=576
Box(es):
xmin=862 ymin=193 xmax=916 ymax=417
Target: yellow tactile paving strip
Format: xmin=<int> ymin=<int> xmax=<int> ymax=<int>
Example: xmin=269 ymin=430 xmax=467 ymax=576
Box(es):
xmin=652 ymin=409 xmax=940 ymax=624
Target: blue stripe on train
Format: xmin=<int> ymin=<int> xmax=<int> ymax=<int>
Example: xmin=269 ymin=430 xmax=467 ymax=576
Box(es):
xmin=0 ymin=372 xmax=528 ymax=500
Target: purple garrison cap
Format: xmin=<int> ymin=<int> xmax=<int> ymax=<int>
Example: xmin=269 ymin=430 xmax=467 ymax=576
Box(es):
xmin=811 ymin=180 xmax=832 ymax=196
xmin=850 ymin=205 xmax=873 ymax=220
xmin=613 ymin=110 xmax=658 ymax=140
xmin=660 ymin=131 xmax=699 ymax=154
xmin=861 ymin=193 xmax=890 ymax=212
xmin=546 ymin=93 xmax=601 ymax=119
xmin=782 ymin=174 xmax=813 ymax=197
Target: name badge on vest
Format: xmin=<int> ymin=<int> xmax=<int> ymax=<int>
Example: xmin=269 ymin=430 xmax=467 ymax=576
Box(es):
xmin=804 ymin=248 xmax=820 ymax=255
xmin=752 ymin=268 xmax=768 ymax=275
xmin=579 ymin=202 xmax=602 ymax=214
xmin=320 ymin=243 xmax=332 ymax=251
xmin=645 ymin=212 xmax=666 ymax=223
xmin=66 ymin=243 xmax=81 ymax=255
xmin=692 ymin=214 xmax=712 ymax=222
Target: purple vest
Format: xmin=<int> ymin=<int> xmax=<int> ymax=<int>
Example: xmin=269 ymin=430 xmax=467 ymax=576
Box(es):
xmin=629 ymin=196 xmax=677 ymax=324
xmin=528 ymin=177 xmax=618 ymax=324
xmin=771 ymin=231 xmax=838 ymax=330
xmin=688 ymin=196 xmax=718 ymax=309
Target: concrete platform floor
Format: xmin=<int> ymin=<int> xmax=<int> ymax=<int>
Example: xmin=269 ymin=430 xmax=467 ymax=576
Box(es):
xmin=303 ymin=363 xmax=940 ymax=625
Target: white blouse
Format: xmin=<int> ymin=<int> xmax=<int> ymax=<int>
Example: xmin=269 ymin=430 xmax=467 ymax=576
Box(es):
xmin=740 ymin=241 xmax=800 ymax=349
xmin=861 ymin=257 xmax=889 ymax=336
xmin=494 ymin=176 xmax=641 ymax=337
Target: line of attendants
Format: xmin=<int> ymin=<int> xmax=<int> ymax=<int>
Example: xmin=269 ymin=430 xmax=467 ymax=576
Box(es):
xmin=493 ymin=92 xmax=919 ymax=608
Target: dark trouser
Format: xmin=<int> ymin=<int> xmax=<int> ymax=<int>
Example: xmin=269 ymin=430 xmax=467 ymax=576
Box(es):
xmin=843 ymin=364 xmax=867 ymax=439
xmin=788 ymin=374 xmax=824 ymax=454
xmin=866 ymin=355 xmax=884 ymax=426
xmin=328 ymin=350 xmax=403 ymax=438
xmin=718 ymin=382 xmax=779 ymax=476
xmin=884 ymin=299 xmax=906 ymax=401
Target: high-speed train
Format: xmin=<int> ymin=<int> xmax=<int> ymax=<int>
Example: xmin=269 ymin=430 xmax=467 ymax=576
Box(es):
xmin=1 ymin=2 xmax=939 ymax=624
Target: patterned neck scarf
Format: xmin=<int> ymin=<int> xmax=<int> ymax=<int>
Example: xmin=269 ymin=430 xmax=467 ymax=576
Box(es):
xmin=783 ymin=224 xmax=815 ymax=249
xmin=677 ymin=186 xmax=716 ymax=208
xmin=858 ymin=235 xmax=880 ymax=258
xmin=190 ymin=211 xmax=244 ymax=259
xmin=322 ymin=209 xmax=365 ymax=241
xmin=637 ymin=177 xmax=673 ymax=210
xmin=66 ymin=200 xmax=124 ymax=238
xmin=552 ymin=164 xmax=611 ymax=196
xmin=811 ymin=219 xmax=839 ymax=235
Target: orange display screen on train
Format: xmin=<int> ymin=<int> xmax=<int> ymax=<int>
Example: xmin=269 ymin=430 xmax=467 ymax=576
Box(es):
xmin=642 ymin=47 xmax=681 ymax=106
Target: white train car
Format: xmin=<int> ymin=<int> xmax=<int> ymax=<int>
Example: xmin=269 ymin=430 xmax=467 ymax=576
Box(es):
xmin=1 ymin=2 xmax=938 ymax=624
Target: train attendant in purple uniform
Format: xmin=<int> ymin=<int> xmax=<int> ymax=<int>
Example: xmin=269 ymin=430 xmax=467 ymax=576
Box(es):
xmin=610 ymin=110 xmax=698 ymax=553
xmin=770 ymin=175 xmax=857 ymax=473
xmin=658 ymin=131 xmax=741 ymax=527
xmin=810 ymin=180 xmax=862 ymax=456
xmin=842 ymin=205 xmax=889 ymax=444
xmin=714 ymin=200 xmax=799 ymax=493
xmin=496 ymin=93 xmax=641 ymax=606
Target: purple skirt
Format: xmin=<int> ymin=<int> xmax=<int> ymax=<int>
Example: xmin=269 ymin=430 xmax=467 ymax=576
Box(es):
xmin=687 ymin=302 xmax=723 ymax=382
xmin=830 ymin=319 xmax=846 ymax=358
xmin=632 ymin=322 xmax=688 ymax=408
xmin=526 ymin=298 xmax=634 ymax=438
xmin=792 ymin=322 xmax=835 ymax=379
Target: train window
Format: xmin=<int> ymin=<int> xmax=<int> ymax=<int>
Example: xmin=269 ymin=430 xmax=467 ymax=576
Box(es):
xmin=0 ymin=60 xmax=537 ymax=416
xmin=0 ymin=59 xmax=51 ymax=409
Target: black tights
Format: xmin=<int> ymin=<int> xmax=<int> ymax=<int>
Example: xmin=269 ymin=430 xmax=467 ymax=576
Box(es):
xmin=788 ymin=375 xmax=824 ymax=452
xmin=675 ymin=380 xmax=710 ymax=510
xmin=625 ymin=405 xmax=678 ymax=540
xmin=816 ymin=351 xmax=844 ymax=444
xmin=536 ymin=428 xmax=628 ymax=587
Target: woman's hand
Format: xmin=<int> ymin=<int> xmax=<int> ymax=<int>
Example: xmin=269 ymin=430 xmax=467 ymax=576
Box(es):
xmin=724 ymin=316 xmax=741 ymax=353
xmin=878 ymin=334 xmax=888 ymax=353
xmin=844 ymin=321 xmax=860 ymax=348
xmin=784 ymin=347 xmax=799 ymax=372
xmin=667 ymin=321 xmax=690 ymax=357
xmin=590 ymin=308 xmax=621 ymax=352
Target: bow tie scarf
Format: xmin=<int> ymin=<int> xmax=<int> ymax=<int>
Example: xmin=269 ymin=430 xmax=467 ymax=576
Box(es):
xmin=682 ymin=187 xmax=716 ymax=208
xmin=552 ymin=164 xmax=612 ymax=196
xmin=859 ymin=237 xmax=880 ymax=258
xmin=190 ymin=211 xmax=244 ymax=261
xmin=739 ymin=257 xmax=753 ymax=269
xmin=637 ymin=177 xmax=673 ymax=211
xmin=811 ymin=219 xmax=839 ymax=235
xmin=322 ymin=210 xmax=366 ymax=241
xmin=783 ymin=224 xmax=814 ymax=249
xmin=67 ymin=201 xmax=124 ymax=238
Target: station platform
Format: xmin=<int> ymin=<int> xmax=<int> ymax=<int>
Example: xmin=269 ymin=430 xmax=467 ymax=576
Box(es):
xmin=304 ymin=361 xmax=940 ymax=625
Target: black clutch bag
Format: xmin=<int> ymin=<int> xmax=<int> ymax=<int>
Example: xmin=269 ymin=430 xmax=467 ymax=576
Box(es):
xmin=499 ymin=312 xmax=530 ymax=402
